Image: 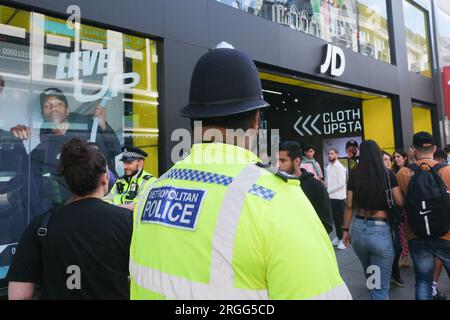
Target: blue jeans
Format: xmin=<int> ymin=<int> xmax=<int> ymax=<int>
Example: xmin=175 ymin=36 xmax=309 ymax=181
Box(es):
xmin=409 ymin=238 xmax=450 ymax=300
xmin=351 ymin=218 xmax=395 ymax=300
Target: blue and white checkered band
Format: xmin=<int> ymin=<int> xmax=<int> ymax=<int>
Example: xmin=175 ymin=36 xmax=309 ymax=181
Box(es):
xmin=123 ymin=150 xmax=145 ymax=160
xmin=248 ymin=184 xmax=276 ymax=201
xmin=164 ymin=169 xmax=233 ymax=186
xmin=158 ymin=168 xmax=276 ymax=201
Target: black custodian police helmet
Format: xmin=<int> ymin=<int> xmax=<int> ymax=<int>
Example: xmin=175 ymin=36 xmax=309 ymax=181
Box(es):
xmin=179 ymin=45 xmax=269 ymax=118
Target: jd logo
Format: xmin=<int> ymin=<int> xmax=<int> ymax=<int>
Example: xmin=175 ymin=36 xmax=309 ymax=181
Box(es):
xmin=66 ymin=265 xmax=81 ymax=290
xmin=320 ymin=44 xmax=346 ymax=77
xmin=366 ymin=265 xmax=381 ymax=290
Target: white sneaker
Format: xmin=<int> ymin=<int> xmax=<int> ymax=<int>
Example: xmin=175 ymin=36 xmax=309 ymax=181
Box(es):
xmin=331 ymin=237 xmax=339 ymax=246
xmin=337 ymin=240 xmax=348 ymax=250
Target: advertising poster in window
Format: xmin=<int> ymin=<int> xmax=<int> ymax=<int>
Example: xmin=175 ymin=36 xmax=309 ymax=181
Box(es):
xmin=0 ymin=4 xmax=160 ymax=285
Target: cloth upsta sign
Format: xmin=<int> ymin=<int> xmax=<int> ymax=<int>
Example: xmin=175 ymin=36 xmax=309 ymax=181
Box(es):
xmin=294 ymin=107 xmax=362 ymax=137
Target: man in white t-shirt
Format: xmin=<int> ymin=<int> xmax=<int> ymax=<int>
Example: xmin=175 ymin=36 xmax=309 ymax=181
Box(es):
xmin=325 ymin=149 xmax=347 ymax=250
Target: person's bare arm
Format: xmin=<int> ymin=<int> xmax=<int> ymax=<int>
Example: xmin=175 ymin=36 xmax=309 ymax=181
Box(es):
xmin=392 ymin=186 xmax=405 ymax=208
xmin=93 ymin=105 xmax=107 ymax=130
xmin=342 ymin=191 xmax=353 ymax=247
xmin=8 ymin=282 xmax=35 ymax=300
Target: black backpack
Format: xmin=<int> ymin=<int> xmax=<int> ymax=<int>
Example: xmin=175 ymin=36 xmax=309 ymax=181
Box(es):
xmin=406 ymin=163 xmax=450 ymax=239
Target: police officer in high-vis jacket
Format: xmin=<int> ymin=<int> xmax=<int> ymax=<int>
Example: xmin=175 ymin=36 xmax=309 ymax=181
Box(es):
xmin=105 ymin=146 xmax=155 ymax=211
xmin=130 ymin=45 xmax=352 ymax=299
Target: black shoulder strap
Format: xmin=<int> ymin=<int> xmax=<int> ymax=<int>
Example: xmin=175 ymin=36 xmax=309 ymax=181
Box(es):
xmin=430 ymin=163 xmax=449 ymax=192
xmin=255 ymin=162 xmax=299 ymax=182
xmin=386 ymin=169 xmax=392 ymax=191
xmin=432 ymin=163 xmax=447 ymax=173
xmin=409 ymin=163 xmax=420 ymax=174
xmin=37 ymin=208 xmax=54 ymax=238
xmin=385 ymin=169 xmax=394 ymax=208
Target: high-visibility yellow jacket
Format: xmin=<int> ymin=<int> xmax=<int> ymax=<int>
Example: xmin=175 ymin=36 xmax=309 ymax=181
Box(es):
xmin=130 ymin=143 xmax=351 ymax=300
xmin=105 ymin=169 xmax=155 ymax=205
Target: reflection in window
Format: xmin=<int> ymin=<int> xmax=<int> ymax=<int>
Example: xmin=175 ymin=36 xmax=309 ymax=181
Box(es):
xmin=0 ymin=4 xmax=159 ymax=284
xmin=436 ymin=3 xmax=450 ymax=68
xmin=216 ymin=0 xmax=391 ymax=64
xmin=0 ymin=79 xmax=32 ymax=283
xmin=403 ymin=0 xmax=432 ymax=78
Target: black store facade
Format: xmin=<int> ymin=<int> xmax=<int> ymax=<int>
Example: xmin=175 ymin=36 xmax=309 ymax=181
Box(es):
xmin=0 ymin=0 xmax=446 ymax=293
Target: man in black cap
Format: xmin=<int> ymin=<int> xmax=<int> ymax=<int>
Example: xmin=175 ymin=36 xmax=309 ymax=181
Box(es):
xmin=396 ymin=131 xmax=450 ymax=300
xmin=105 ymin=146 xmax=155 ymax=210
xmin=9 ymin=87 xmax=121 ymax=210
xmin=345 ymin=139 xmax=359 ymax=171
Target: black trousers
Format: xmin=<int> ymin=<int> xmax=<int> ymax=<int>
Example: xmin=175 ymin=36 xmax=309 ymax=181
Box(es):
xmin=331 ymin=199 xmax=345 ymax=240
xmin=391 ymin=223 xmax=402 ymax=280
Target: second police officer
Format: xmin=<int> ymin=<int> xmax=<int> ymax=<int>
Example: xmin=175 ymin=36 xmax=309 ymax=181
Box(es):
xmin=105 ymin=146 xmax=156 ymax=210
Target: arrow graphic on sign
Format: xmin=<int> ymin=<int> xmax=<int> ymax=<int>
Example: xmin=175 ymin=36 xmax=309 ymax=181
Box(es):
xmin=294 ymin=114 xmax=322 ymax=136
xmin=294 ymin=116 xmax=304 ymax=136
xmin=310 ymin=114 xmax=322 ymax=135
xmin=303 ymin=115 xmax=313 ymax=135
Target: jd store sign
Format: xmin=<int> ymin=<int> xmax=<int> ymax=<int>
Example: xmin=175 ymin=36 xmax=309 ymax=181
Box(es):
xmin=294 ymin=107 xmax=362 ymax=137
xmin=290 ymin=43 xmax=360 ymax=137
xmin=320 ymin=44 xmax=346 ymax=77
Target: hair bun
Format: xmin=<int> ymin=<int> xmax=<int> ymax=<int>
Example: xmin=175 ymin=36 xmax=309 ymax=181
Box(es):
xmin=58 ymin=138 xmax=107 ymax=196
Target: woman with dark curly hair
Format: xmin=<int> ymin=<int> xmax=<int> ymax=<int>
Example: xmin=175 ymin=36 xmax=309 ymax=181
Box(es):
xmin=7 ymin=138 xmax=132 ymax=300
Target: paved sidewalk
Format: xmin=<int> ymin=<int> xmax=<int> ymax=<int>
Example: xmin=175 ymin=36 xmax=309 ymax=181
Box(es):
xmin=335 ymin=245 xmax=450 ymax=300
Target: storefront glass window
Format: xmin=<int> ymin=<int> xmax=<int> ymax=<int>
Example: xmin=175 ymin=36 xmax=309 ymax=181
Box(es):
xmin=403 ymin=0 xmax=432 ymax=78
xmin=0 ymin=4 xmax=159 ymax=285
xmin=436 ymin=2 xmax=450 ymax=68
xmin=216 ymin=0 xmax=392 ymax=64
xmin=436 ymin=0 xmax=450 ymax=141
xmin=412 ymin=103 xmax=433 ymax=133
xmin=436 ymin=1 xmax=450 ymax=68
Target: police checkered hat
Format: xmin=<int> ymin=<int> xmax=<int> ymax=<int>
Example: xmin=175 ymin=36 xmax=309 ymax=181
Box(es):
xmin=120 ymin=146 xmax=148 ymax=162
